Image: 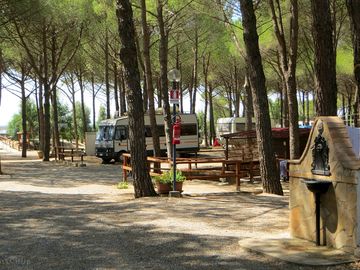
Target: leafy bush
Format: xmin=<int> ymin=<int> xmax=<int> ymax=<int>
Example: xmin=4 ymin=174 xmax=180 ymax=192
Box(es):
xmin=117 ymin=181 xmax=129 ymax=189
xmin=153 ymin=169 xmax=186 ymax=184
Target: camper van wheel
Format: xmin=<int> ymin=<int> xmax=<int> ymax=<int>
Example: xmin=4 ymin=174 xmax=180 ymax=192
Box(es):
xmin=102 ymin=158 xmax=112 ymax=164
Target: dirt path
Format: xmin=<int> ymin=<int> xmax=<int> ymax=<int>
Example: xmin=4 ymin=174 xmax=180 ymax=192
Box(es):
xmin=0 ymin=146 xmax=359 ymax=269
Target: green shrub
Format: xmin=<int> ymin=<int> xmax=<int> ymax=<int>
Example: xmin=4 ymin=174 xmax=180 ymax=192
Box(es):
xmin=153 ymin=169 xmax=186 ymax=184
xmin=117 ymin=181 xmax=129 ymax=189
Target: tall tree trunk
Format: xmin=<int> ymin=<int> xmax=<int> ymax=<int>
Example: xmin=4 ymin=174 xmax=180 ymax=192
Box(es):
xmin=239 ymin=0 xmax=283 ymax=195
xmin=244 ymin=73 xmax=254 ymax=131
xmin=311 ymin=0 xmax=338 ymax=116
xmin=70 ymin=75 xmax=79 ymax=149
xmin=51 ymin=26 xmax=60 ymax=158
xmin=227 ymin=86 xmax=233 ymax=117
xmin=42 ymin=22 xmax=51 ymax=161
xmin=21 ymin=75 xmax=27 ymax=158
xmin=306 ymin=91 xmax=310 ymax=125
xmin=116 ymin=0 xmax=157 ymax=197
xmin=202 ymin=53 xmax=210 ymax=147
xmin=105 ymin=28 xmax=111 ymax=119
xmin=282 ymin=82 xmax=289 ymax=127
xmin=77 ymin=69 xmax=87 ymax=140
xmin=191 ymin=27 xmax=199 ymax=114
xmin=157 ymin=0 xmax=172 ymax=158
xmin=346 ymin=0 xmax=360 ymax=127
xmin=234 ymin=65 xmax=240 ymax=118
xmin=91 ymin=74 xmax=96 ymax=130
xmin=38 ymin=62 xmax=44 ymax=152
xmin=51 ymin=85 xmax=60 ymax=155
xmin=278 ymin=82 xmax=283 ymax=127
xmin=140 ymin=0 xmax=161 ymax=157
xmin=119 ymin=67 xmax=127 ymax=115
xmin=114 ymin=62 xmax=120 ymax=114
xmin=209 ymin=84 xmax=215 ymax=144
xmin=43 ymin=82 xmax=51 ymax=161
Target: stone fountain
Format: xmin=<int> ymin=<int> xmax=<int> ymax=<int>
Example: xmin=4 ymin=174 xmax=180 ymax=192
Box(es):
xmin=288 ymin=117 xmax=360 ymax=254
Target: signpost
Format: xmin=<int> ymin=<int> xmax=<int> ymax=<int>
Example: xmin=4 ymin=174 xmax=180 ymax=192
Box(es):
xmin=167 ymin=69 xmax=181 ymax=196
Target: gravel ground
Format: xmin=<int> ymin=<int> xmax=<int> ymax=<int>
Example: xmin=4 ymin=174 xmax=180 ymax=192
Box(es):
xmin=0 ymin=145 xmax=360 ymax=270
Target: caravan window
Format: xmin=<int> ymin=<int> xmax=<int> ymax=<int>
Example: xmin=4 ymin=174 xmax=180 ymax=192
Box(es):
xmin=218 ymin=123 xmax=231 ymax=132
xmin=235 ymin=123 xmax=245 ymax=132
xmin=115 ymin=126 xmax=127 ymax=140
xmin=145 ymin=126 xmax=166 ymax=137
xmin=181 ymin=124 xmax=197 ymax=135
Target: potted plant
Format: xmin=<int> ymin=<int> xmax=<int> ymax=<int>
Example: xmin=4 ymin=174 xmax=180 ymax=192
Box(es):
xmin=153 ymin=169 xmax=186 ymax=194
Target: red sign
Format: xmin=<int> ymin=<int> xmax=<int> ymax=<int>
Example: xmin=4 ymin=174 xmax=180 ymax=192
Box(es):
xmin=169 ymin=89 xmax=180 ymax=104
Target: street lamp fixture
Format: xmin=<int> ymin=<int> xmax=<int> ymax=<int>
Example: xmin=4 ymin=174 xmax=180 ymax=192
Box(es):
xmin=167 ymin=69 xmax=181 ymax=82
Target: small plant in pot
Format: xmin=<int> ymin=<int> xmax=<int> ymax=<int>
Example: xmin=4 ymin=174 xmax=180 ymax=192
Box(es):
xmin=153 ymin=169 xmax=186 ymax=194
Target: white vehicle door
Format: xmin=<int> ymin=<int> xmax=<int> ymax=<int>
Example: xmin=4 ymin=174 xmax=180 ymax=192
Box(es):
xmin=114 ymin=125 xmax=128 ymax=152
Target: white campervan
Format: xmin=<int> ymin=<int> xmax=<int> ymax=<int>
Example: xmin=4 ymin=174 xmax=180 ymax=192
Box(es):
xmin=95 ymin=113 xmax=199 ymax=163
xmin=215 ymin=117 xmax=256 ymax=138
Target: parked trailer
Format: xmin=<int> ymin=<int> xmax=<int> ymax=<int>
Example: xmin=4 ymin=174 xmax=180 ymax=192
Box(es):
xmin=216 ymin=117 xmax=256 ymax=139
xmin=95 ymin=113 xmax=199 ymax=163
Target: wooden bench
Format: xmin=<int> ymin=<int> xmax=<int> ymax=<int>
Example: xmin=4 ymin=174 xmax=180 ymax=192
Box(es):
xmin=56 ymin=147 xmax=86 ymax=164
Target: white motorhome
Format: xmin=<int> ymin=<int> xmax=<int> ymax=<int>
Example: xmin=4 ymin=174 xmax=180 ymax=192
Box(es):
xmin=215 ymin=117 xmax=256 ymax=138
xmin=95 ymin=113 xmax=199 ymax=163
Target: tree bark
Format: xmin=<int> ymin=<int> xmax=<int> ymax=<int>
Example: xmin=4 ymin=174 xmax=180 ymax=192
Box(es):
xmin=113 ymin=61 xmax=120 ymax=114
xmin=191 ymin=27 xmax=199 ymax=114
xmin=239 ymin=0 xmax=283 ymax=195
xmin=91 ymin=74 xmax=96 ymax=130
xmin=157 ymin=0 xmax=172 ymax=158
xmin=116 ymin=0 xmax=157 ymax=197
xmin=76 ymin=68 xmax=87 ymax=140
xmin=42 ymin=22 xmax=51 ymax=161
xmin=346 ymin=0 xmax=360 ymax=127
xmin=67 ymin=74 xmax=79 ymax=149
xmin=311 ymin=0 xmax=338 ymax=116
xmin=140 ymin=0 xmax=161 ymax=157
xmin=20 ymin=72 xmax=27 ymax=158
xmin=50 ymin=26 xmax=60 ymax=158
xmin=105 ymin=28 xmax=111 ymax=119
xmin=208 ymin=83 xmax=215 ymax=144
xmin=202 ymin=53 xmax=210 ymax=147
xmin=268 ymin=0 xmax=300 ymax=159
xmin=244 ymin=72 xmax=254 ymax=131
xmin=119 ymin=67 xmax=127 ymax=115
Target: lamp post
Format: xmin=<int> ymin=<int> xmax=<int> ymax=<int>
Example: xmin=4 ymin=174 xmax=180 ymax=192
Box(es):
xmin=167 ymin=69 xmax=181 ymax=195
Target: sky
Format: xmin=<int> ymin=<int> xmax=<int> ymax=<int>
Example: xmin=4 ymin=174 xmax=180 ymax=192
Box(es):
xmin=0 ymin=90 xmax=19 ymax=126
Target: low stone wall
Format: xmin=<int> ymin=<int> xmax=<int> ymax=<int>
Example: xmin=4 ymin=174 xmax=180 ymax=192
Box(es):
xmin=289 ymin=117 xmax=360 ymax=254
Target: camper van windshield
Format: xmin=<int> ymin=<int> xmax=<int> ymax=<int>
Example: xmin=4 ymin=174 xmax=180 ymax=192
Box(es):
xmin=96 ymin=126 xmax=114 ymax=141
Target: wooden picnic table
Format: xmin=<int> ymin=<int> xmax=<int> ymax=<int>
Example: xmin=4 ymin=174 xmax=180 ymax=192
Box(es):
xmin=122 ymin=153 xmax=260 ymax=191
xmin=55 ymin=146 xmax=86 ymax=163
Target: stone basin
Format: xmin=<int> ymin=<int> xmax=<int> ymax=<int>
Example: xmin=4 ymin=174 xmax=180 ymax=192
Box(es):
xmin=302 ymin=179 xmax=332 ymax=194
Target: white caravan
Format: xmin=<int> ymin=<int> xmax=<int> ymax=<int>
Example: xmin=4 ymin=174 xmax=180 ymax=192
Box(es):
xmin=215 ymin=117 xmax=256 ymax=138
xmin=95 ymin=113 xmax=199 ymax=163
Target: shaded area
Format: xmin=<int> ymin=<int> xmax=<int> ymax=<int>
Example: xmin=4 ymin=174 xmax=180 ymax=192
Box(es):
xmin=0 ymin=150 xmax=359 ymax=269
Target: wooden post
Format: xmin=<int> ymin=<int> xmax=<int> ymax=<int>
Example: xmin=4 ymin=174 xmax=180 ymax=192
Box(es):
xmin=236 ymin=160 xmax=241 ymax=191
xmin=123 ymin=155 xmax=127 ymax=182
xmin=225 ymin=137 xmax=229 ymax=160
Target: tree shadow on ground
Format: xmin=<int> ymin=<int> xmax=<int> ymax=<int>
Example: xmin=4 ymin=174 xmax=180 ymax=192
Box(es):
xmin=0 ymin=191 xmax=357 ymax=270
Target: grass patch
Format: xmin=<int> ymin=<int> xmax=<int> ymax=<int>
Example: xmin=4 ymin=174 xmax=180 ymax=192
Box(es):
xmin=117 ymin=181 xmax=129 ymax=189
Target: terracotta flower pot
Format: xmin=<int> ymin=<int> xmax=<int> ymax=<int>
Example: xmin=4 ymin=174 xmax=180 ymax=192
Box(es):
xmin=155 ymin=181 xmax=183 ymax=194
